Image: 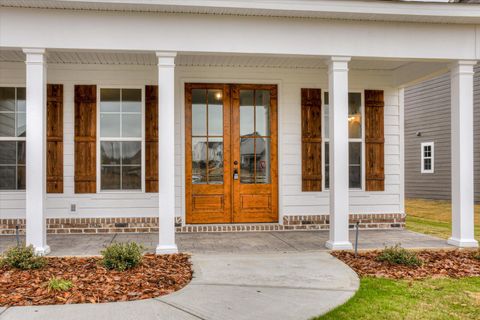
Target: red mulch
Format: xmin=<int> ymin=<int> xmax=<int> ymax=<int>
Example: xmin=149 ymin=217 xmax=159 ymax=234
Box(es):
xmin=0 ymin=254 xmax=192 ymax=307
xmin=332 ymin=249 xmax=480 ymax=279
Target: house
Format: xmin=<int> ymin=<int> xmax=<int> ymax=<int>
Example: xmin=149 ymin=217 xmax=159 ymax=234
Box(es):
xmin=405 ymin=67 xmax=480 ymax=202
xmin=0 ymin=0 xmax=479 ymax=255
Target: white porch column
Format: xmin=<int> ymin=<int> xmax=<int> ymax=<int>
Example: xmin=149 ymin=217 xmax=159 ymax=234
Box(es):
xmin=23 ymin=48 xmax=50 ymax=255
xmin=326 ymin=56 xmax=353 ymax=250
xmin=448 ymin=60 xmax=478 ymax=248
xmin=156 ymin=51 xmax=178 ymax=254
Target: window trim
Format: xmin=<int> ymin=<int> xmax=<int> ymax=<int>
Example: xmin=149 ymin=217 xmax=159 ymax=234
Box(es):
xmin=0 ymin=86 xmax=27 ymax=192
xmin=96 ymin=86 xmax=145 ymax=193
xmin=322 ymin=90 xmax=365 ymax=191
xmin=421 ymin=142 xmax=434 ymax=174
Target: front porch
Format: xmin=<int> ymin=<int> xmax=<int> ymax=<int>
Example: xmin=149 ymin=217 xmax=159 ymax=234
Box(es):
xmin=0 ymin=229 xmax=448 ymax=256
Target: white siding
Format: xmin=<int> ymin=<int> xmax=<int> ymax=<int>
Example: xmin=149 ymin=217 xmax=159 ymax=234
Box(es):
xmin=0 ymin=62 xmax=403 ymax=222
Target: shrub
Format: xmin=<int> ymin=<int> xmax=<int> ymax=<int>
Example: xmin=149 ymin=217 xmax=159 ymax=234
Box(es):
xmin=48 ymin=278 xmax=73 ymax=292
xmin=474 ymin=249 xmax=480 ymax=261
xmin=376 ymin=244 xmax=422 ymax=267
xmin=101 ymin=242 xmax=144 ymax=271
xmin=0 ymin=245 xmax=47 ymax=270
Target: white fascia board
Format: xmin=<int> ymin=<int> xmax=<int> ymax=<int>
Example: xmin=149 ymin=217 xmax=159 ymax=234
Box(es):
xmin=0 ymin=7 xmax=477 ymax=60
xmin=2 ymin=0 xmax=480 ymax=24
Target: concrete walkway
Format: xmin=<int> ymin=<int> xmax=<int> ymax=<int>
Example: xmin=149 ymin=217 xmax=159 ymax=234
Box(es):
xmin=0 ymin=252 xmax=359 ymax=320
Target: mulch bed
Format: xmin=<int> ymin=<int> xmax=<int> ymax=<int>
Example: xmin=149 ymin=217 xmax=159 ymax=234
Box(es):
xmin=333 ymin=249 xmax=480 ymax=279
xmin=0 ymin=254 xmax=192 ymax=307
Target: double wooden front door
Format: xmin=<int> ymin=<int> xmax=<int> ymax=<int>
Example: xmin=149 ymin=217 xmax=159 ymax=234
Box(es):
xmin=185 ymin=83 xmax=278 ymax=224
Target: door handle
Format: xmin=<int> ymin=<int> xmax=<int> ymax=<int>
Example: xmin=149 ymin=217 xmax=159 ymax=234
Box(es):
xmin=233 ymin=168 xmax=239 ymax=180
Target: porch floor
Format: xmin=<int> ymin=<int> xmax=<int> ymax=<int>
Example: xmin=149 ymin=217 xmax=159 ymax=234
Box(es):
xmin=0 ymin=229 xmax=449 ymax=256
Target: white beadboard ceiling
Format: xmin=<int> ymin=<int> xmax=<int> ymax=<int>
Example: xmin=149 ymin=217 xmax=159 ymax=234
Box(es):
xmin=0 ymin=50 xmax=412 ymax=70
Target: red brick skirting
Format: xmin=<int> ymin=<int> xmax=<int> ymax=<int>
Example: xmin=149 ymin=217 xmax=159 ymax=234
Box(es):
xmin=0 ymin=213 xmax=404 ymax=235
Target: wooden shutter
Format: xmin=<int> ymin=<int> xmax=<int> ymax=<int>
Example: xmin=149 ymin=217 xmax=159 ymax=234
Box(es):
xmin=46 ymin=84 xmax=63 ymax=193
xmin=365 ymin=90 xmax=385 ymax=191
xmin=301 ymin=88 xmax=322 ymax=191
xmin=145 ymin=85 xmax=158 ymax=192
xmin=74 ymin=85 xmax=97 ymax=193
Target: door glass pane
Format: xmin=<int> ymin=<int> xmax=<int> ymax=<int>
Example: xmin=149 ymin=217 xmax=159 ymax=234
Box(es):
xmin=121 ymin=89 xmax=141 ymax=112
xmin=101 ymin=166 xmax=121 ymax=190
xmin=101 ymin=141 xmax=120 ymax=165
xmin=208 ymin=137 xmax=223 ymax=184
xmin=0 ymin=141 xmax=16 ymax=164
xmin=240 ymin=137 xmax=255 ymax=183
xmin=255 ymin=138 xmax=270 ymax=184
xmin=348 ymin=93 xmax=362 ymax=139
xmin=122 ymin=114 xmax=141 ymax=137
xmin=16 ymin=88 xmax=26 ymax=112
xmin=0 ymin=113 xmax=15 ymax=137
xmin=325 ymin=142 xmax=329 ymax=189
xmin=100 ymin=114 xmax=120 ymax=137
xmin=207 ymin=90 xmax=223 ymax=136
xmin=192 ymin=89 xmax=207 ymax=136
xmin=122 ymin=141 xmax=141 ymax=165
xmin=255 ymin=90 xmax=270 ymax=136
xmin=122 ymin=166 xmax=141 ymax=190
xmin=0 ymin=166 xmax=16 ymax=190
xmin=192 ymin=137 xmax=207 ymax=184
xmin=100 ymin=89 xmax=120 ymax=112
xmin=0 ymin=87 xmax=15 ymax=112
xmin=240 ymin=90 xmax=254 ymax=136
xmin=324 ymin=92 xmax=329 ymax=140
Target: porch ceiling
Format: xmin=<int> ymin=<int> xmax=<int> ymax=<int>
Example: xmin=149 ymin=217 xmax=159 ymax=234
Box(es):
xmin=0 ymin=49 xmax=413 ymax=71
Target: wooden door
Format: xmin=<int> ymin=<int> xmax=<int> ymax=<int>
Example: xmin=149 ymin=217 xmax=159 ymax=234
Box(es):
xmin=185 ymin=83 xmax=278 ymax=224
xmin=231 ymin=84 xmax=278 ymax=223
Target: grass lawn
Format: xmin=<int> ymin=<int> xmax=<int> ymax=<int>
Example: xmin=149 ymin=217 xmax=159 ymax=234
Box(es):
xmin=317 ymin=277 xmax=480 ymax=320
xmin=405 ymin=198 xmax=480 ymax=241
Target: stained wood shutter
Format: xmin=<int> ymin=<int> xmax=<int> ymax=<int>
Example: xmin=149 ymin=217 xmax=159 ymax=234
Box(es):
xmin=145 ymin=85 xmax=159 ymax=192
xmin=74 ymin=85 xmax=97 ymax=193
xmin=301 ymin=88 xmax=322 ymax=191
xmin=365 ymin=90 xmax=385 ymax=191
xmin=46 ymin=84 xmax=63 ymax=193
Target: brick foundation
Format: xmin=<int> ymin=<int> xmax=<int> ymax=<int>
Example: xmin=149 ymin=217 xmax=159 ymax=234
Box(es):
xmin=0 ymin=213 xmax=404 ymax=235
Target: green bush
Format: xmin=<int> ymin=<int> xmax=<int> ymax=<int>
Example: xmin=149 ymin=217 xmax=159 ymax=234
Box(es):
xmin=474 ymin=249 xmax=480 ymax=261
xmin=101 ymin=242 xmax=144 ymax=271
xmin=0 ymin=245 xmax=47 ymax=270
xmin=48 ymin=277 xmax=73 ymax=292
xmin=376 ymin=244 xmax=422 ymax=267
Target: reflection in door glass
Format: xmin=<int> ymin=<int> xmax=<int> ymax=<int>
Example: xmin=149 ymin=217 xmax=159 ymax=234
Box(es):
xmin=192 ymin=137 xmax=207 ymax=184
xmin=208 ymin=90 xmax=223 ymax=136
xmin=240 ymin=137 xmax=255 ymax=183
xmin=240 ymin=90 xmax=255 ymax=136
xmin=255 ymin=90 xmax=270 ymax=136
xmin=255 ymin=138 xmax=270 ymax=183
xmin=192 ymin=89 xmax=207 ymax=136
xmin=208 ymin=137 xmax=223 ymax=184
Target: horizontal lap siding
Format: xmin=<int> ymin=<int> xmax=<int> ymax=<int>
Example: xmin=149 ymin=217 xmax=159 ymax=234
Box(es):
xmin=405 ymin=67 xmax=480 ymax=202
xmin=0 ymin=63 xmax=402 ymax=219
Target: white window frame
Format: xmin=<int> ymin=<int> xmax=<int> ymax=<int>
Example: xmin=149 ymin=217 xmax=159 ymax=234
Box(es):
xmin=96 ymin=86 xmax=145 ymax=193
xmin=322 ymin=90 xmax=365 ymax=191
xmin=421 ymin=142 xmax=434 ymax=174
xmin=0 ymin=86 xmax=27 ymax=192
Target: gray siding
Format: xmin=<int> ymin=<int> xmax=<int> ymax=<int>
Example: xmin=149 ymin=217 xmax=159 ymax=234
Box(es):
xmin=404 ymin=66 xmax=480 ymax=202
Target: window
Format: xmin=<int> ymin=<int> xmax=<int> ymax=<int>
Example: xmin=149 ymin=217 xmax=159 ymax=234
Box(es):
xmin=324 ymin=92 xmax=363 ymax=189
xmin=0 ymin=87 xmax=26 ymax=190
xmin=421 ymin=142 xmax=434 ymax=173
xmin=99 ymin=88 xmax=142 ymax=191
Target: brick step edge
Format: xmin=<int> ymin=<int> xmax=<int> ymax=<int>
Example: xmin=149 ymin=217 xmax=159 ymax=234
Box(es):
xmin=0 ymin=213 xmax=405 ymax=235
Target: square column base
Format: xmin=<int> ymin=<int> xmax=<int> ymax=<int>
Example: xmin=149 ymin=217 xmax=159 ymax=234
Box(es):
xmin=447 ymin=237 xmax=478 ymax=248
xmin=34 ymin=245 xmax=51 ymax=256
xmin=156 ymin=244 xmax=178 ymax=255
xmin=325 ymin=240 xmax=353 ymax=250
